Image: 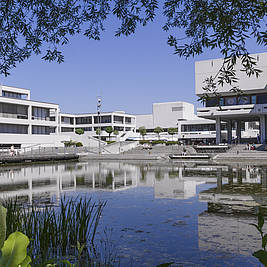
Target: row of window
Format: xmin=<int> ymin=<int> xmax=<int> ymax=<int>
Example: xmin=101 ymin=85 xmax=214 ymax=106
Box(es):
xmin=206 ymin=94 xmax=267 ymax=107
xmin=0 ymin=124 xmax=56 ymax=134
xmin=61 ymin=115 xmax=133 ymax=125
xmin=2 ymin=91 xmax=27 ymax=99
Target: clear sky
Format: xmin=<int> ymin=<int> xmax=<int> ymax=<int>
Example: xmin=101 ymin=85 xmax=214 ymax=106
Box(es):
xmin=2 ymin=11 xmax=266 ymax=115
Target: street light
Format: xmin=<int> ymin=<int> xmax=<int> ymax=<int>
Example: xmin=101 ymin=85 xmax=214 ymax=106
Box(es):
xmin=97 ymin=96 xmax=102 ymax=155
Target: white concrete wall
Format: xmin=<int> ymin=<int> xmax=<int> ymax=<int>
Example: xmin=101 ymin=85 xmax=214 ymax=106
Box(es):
xmin=0 ymin=133 xmax=70 ymax=148
xmin=195 ymin=52 xmax=267 ymax=96
xmin=136 ymin=114 xmax=153 ymax=129
xmin=152 ymin=102 xmax=197 ymax=128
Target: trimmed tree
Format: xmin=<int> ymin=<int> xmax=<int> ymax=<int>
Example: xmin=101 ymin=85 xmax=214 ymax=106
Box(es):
xmin=139 ymin=126 xmax=147 ymax=140
xmin=105 ymin=126 xmax=113 ymax=141
xmin=154 ymin=127 xmax=164 ymax=140
xmin=168 ymin=128 xmax=178 ymax=140
xmin=75 ymin=128 xmax=84 ymax=135
xmin=95 ymin=128 xmax=101 ymax=136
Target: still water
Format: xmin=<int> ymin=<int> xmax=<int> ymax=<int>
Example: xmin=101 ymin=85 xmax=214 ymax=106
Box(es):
xmin=1 ymin=160 xmax=267 ymax=266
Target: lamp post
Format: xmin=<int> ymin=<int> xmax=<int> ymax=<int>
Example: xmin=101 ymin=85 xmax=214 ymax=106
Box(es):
xmin=97 ymin=96 xmax=102 ymax=155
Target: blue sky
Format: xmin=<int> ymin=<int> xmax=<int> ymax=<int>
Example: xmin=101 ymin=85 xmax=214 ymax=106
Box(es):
xmin=2 ymin=11 xmax=266 ymax=115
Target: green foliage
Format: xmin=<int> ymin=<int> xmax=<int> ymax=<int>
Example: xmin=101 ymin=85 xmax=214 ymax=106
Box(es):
xmin=0 ymin=205 xmax=31 ymax=267
xmin=139 ymin=140 xmax=150 ymax=144
xmin=75 ymin=128 xmax=84 ymax=135
xmin=0 ymin=232 xmax=31 ymax=267
xmin=64 ymin=140 xmax=76 ymax=147
xmin=4 ymin=197 xmax=106 ymax=265
xmin=0 ymin=0 xmax=158 ymax=76
xmin=139 ymin=127 xmax=147 ymax=140
xmin=106 ymin=141 xmax=116 ymax=144
xmin=167 ymin=128 xmax=178 ymax=135
xmin=75 ymin=142 xmax=83 ymax=147
xmin=154 ymin=127 xmax=164 ymax=140
xmin=166 ymin=141 xmax=179 ymax=146
xmin=105 ymin=126 xmax=113 ymax=141
xmin=0 ymin=205 xmax=6 ymax=249
xmin=95 ymin=128 xmax=101 ymax=136
xmin=251 ymin=208 xmax=267 ymax=266
xmin=113 ymin=130 xmax=119 ymax=136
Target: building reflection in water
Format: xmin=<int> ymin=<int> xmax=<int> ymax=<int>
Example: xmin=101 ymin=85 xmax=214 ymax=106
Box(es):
xmin=0 ymin=161 xmax=233 ymax=204
xmin=0 ymin=162 xmax=139 ymax=204
xmin=198 ymin=166 xmax=267 ymax=256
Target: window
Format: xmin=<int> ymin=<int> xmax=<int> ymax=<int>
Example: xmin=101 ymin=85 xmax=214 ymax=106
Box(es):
xmin=225 ymin=97 xmax=237 ymax=106
xmin=251 ymin=95 xmax=257 ymax=104
xmin=172 ymin=107 xmax=183 ymax=112
xmin=32 ymin=126 xmax=53 ymax=135
xmin=0 ymin=123 xmax=28 ymax=134
xmin=219 ymin=97 xmax=224 ymax=106
xmin=32 ymin=107 xmax=50 ymax=120
xmin=238 ymin=96 xmax=250 ymax=105
xmin=76 ymin=117 xmax=92 ymax=124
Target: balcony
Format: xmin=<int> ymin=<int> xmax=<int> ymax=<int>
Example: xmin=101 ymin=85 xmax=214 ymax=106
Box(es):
xmin=0 ymin=113 xmax=28 ymax=120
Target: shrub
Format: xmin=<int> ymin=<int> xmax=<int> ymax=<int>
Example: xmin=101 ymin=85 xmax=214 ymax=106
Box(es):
xmin=64 ymin=140 xmax=76 ymax=147
xmin=166 ymin=141 xmax=179 ymax=146
xmin=75 ymin=142 xmax=83 ymax=147
xmin=139 ymin=140 xmax=150 ymax=144
xmin=75 ymin=128 xmax=84 ymax=135
xmin=106 ymin=141 xmax=116 ymax=145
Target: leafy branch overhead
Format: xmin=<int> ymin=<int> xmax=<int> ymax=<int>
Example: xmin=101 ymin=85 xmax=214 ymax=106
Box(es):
xmin=0 ymin=0 xmax=266 ymax=78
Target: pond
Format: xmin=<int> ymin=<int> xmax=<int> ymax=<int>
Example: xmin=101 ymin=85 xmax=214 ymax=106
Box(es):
xmin=0 ymin=160 xmax=267 ymax=266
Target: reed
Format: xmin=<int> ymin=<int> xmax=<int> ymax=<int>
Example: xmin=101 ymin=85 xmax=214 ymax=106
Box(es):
xmin=3 ymin=196 xmax=106 ymax=266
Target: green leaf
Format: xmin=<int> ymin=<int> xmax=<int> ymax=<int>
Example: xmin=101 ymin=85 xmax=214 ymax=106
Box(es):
xmin=0 ymin=205 xmax=7 ymax=249
xmin=262 ymin=234 xmax=267 ymax=249
xmin=253 ymin=250 xmax=267 ymax=266
xmin=0 ymin=232 xmax=31 ymax=267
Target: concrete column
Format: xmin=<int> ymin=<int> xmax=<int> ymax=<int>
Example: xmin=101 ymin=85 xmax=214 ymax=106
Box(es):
xmin=260 ymin=115 xmax=267 ymax=144
xmin=261 ymin=168 xmax=267 ymax=189
xmin=216 ymin=168 xmax=222 ymax=193
xmin=28 ymin=105 xmax=32 ymax=134
xmin=228 ymin=167 xmax=233 ymax=185
xmin=215 ymin=117 xmax=221 ymax=145
xmin=237 ymin=168 xmax=242 ymax=184
xmin=236 ymin=120 xmax=242 ymax=144
xmin=227 ymin=120 xmax=232 ymax=144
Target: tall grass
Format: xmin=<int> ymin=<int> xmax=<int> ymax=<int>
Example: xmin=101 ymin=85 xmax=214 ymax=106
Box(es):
xmin=3 ymin=196 xmax=107 ymax=266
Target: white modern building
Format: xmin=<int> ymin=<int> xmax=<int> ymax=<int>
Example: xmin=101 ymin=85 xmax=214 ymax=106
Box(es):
xmin=196 ymin=52 xmax=267 ymax=144
xmin=0 ymin=85 xmax=136 ymax=149
xmin=60 ymin=111 xmax=136 ymax=139
xmin=136 ymin=101 xmax=226 ymax=144
xmin=0 ymin=85 xmax=67 ymax=149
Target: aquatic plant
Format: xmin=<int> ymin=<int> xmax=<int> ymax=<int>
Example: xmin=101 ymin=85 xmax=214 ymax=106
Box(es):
xmin=251 ymin=208 xmax=267 ymax=266
xmin=0 ymin=205 xmax=31 ymax=267
xmin=3 ymin=197 xmax=106 ymax=266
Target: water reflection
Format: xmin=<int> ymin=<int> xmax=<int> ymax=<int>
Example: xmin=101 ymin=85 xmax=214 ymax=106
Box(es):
xmin=198 ymin=166 xmax=267 ymax=257
xmin=0 ymin=161 xmax=267 ymax=265
xmin=0 ymin=161 xmax=237 ymax=203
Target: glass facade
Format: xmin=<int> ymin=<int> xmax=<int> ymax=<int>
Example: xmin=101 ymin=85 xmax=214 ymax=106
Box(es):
xmin=32 ymin=126 xmax=55 ymax=135
xmin=113 ymin=116 xmax=123 ymax=123
xmin=76 ymin=117 xmax=92 ymax=124
xmin=93 ymin=115 xmax=112 ymax=124
xmin=206 ymin=94 xmax=267 ymax=107
xmin=61 ymin=127 xmax=74 ymax=132
xmin=182 ymin=124 xmax=216 ymax=132
xmin=61 ymin=116 xmax=74 ymax=125
xmin=0 ymin=123 xmax=28 ymax=134
xmin=2 ymin=91 xmax=27 ymax=99
xmin=32 ymin=107 xmax=50 ymax=120
xmin=0 ymin=103 xmax=28 ymax=119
